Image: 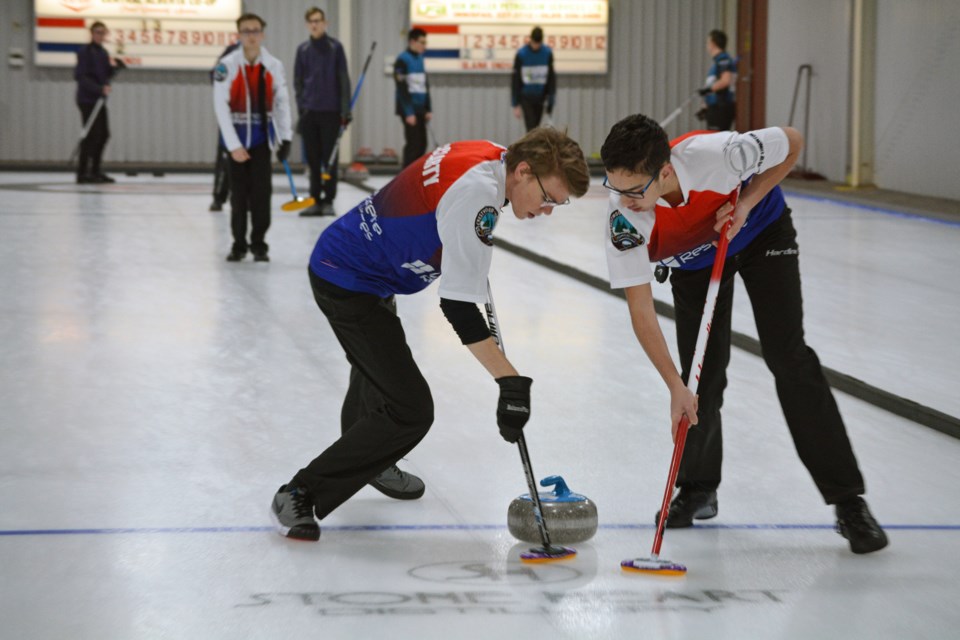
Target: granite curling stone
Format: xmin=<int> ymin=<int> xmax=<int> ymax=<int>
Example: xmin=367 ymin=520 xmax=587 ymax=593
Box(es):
xmin=508 ymin=475 xmax=598 ymax=544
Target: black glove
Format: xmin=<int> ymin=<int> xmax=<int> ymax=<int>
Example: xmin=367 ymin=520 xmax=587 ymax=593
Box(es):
xmin=276 ymin=140 xmax=291 ymax=163
xmin=698 ymin=87 xmax=712 ymax=96
xmin=495 ymin=376 xmax=533 ymax=443
xmin=341 ymin=111 xmax=353 ymax=127
xmin=695 ymin=107 xmax=707 ymax=121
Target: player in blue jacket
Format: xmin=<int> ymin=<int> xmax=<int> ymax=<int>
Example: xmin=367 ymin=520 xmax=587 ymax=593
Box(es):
xmin=394 ymin=28 xmax=432 ymax=167
xmin=270 ymin=127 xmax=590 ymax=542
xmin=698 ymin=30 xmax=737 ymax=131
xmin=511 ymin=27 xmax=557 ymax=131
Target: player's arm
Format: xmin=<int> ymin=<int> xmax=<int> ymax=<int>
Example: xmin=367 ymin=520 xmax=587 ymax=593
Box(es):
xmin=624 ymin=284 xmax=698 ymax=440
xmin=440 ymin=297 xmax=527 ymax=443
xmin=211 ymin=59 xmax=244 ymax=154
xmin=721 ymin=127 xmax=802 ymax=239
xmin=440 ymin=298 xmax=518 ymax=378
xmin=393 ymin=57 xmax=413 ymax=117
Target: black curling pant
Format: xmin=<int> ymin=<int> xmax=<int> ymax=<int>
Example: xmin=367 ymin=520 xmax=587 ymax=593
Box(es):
xmin=292 ymin=270 xmax=434 ymax=519
xmin=77 ymin=101 xmax=109 ymax=178
xmin=519 ymin=96 xmax=546 ymax=131
xmin=227 ymin=143 xmax=272 ymax=254
xmin=401 ymin=113 xmax=428 ymax=168
xmin=301 ymin=110 xmax=341 ymax=202
xmin=706 ymin=101 xmax=736 ymax=131
xmin=670 ymin=209 xmax=865 ymax=505
xmin=212 ymin=140 xmax=230 ymax=204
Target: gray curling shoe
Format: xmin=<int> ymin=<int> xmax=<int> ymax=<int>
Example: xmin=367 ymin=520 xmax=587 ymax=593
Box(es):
xmin=270 ymin=484 xmax=320 ymax=541
xmin=368 ymin=465 xmax=425 ymax=500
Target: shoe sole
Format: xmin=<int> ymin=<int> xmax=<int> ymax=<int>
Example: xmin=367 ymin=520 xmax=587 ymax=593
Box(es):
xmin=838 ymin=526 xmax=888 ymax=554
xmin=269 ymin=504 xmax=320 ymax=541
xmin=367 ymin=481 xmax=425 ymax=501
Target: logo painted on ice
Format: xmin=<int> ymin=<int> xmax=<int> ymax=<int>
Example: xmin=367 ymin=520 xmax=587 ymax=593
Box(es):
xmin=474 ymin=206 xmax=499 ymax=246
xmin=408 ymin=561 xmax=582 ymax=585
xmin=610 ymin=210 xmax=644 ymax=251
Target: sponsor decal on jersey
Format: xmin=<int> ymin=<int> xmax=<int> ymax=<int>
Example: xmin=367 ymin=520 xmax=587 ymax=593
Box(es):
xmin=213 ymin=63 xmax=228 ymax=82
xmin=474 ymin=206 xmax=499 ymax=246
xmin=610 ymin=210 xmax=644 ymax=251
xmin=401 ymin=260 xmax=439 ymax=283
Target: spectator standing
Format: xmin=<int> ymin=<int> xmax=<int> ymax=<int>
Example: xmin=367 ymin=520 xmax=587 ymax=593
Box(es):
xmin=511 ymin=26 xmax=556 ymax=131
xmin=212 ymin=13 xmax=292 ymax=262
xmin=699 ymin=29 xmax=737 ymax=131
xmin=294 ymin=7 xmax=351 ymax=217
xmin=394 ymin=28 xmax=432 ymax=168
xmin=74 ymin=21 xmax=118 ymax=184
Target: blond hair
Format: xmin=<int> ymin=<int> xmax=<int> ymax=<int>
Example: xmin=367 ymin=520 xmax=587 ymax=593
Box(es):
xmin=505 ymin=127 xmax=590 ymax=197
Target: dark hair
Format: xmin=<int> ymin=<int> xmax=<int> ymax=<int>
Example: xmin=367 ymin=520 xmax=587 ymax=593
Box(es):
xmin=305 ymin=7 xmax=325 ymax=21
xmin=408 ymin=27 xmax=426 ymax=42
xmin=90 ymin=21 xmax=107 ymax=32
xmin=600 ymin=114 xmax=671 ymax=177
xmin=530 ymin=27 xmax=544 ymax=43
xmin=505 ymin=127 xmax=590 ymax=198
xmin=709 ymin=29 xmax=727 ymax=50
xmin=236 ymin=13 xmax=266 ymax=30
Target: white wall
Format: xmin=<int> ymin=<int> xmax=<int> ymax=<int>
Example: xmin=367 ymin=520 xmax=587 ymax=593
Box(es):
xmin=875 ymin=0 xmax=960 ymax=201
xmin=766 ymin=0 xmax=851 ymax=182
xmin=766 ymin=0 xmax=960 ymax=200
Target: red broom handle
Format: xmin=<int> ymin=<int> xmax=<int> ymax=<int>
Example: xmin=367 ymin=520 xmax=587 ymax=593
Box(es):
xmin=652 ymin=216 xmax=734 ymax=557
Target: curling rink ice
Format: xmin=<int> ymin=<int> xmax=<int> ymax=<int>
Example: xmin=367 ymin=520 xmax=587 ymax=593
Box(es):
xmin=2 ymin=171 xmax=959 ymax=639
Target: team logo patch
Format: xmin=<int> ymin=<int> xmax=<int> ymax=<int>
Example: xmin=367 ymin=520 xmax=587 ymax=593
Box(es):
xmin=610 ymin=210 xmax=644 ymax=251
xmin=474 ymin=206 xmax=499 ymax=246
xmin=213 ymin=63 xmax=228 ymax=82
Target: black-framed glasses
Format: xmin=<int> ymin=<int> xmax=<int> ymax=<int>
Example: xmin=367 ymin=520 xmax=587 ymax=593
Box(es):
xmin=534 ymin=173 xmax=570 ymax=208
xmin=239 ymin=29 xmax=263 ymax=36
xmin=603 ymin=170 xmax=660 ymax=199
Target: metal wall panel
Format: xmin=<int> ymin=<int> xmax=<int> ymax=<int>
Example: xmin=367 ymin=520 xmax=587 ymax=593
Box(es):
xmin=348 ymin=0 xmax=720 ymax=163
xmin=1 ymin=0 xmax=720 ymax=165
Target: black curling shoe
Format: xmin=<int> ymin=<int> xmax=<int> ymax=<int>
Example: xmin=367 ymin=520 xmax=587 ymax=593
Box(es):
xmin=836 ymin=497 xmax=888 ymax=554
xmin=655 ymin=488 xmax=718 ymax=528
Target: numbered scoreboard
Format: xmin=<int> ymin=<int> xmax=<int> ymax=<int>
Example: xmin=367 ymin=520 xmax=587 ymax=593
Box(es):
xmin=34 ymin=0 xmax=241 ymax=70
xmin=410 ymin=0 xmax=609 ymax=74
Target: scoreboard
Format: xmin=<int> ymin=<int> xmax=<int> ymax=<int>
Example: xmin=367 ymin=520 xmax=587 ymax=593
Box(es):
xmin=409 ymin=0 xmax=609 ymax=74
xmin=34 ymin=0 xmax=241 ymax=70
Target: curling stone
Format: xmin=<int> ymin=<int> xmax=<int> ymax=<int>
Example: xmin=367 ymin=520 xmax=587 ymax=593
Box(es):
xmin=508 ymin=475 xmax=597 ymax=544
xmin=345 ymin=161 xmax=370 ymax=180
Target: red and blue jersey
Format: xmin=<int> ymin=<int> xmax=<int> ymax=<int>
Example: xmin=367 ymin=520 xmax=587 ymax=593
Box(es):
xmin=212 ymin=46 xmax=292 ymax=152
xmin=606 ymin=128 xmax=790 ymax=288
xmin=310 ymin=141 xmax=507 ymax=302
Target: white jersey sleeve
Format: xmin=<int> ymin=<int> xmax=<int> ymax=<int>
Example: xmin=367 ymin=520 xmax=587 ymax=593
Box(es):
xmin=212 ymin=52 xmax=243 ymax=152
xmin=604 ymin=192 xmax=656 ymax=289
xmin=435 ymin=162 xmax=503 ymax=304
xmin=675 ymin=127 xmax=790 ymax=191
xmin=263 ymin=49 xmax=292 ymax=143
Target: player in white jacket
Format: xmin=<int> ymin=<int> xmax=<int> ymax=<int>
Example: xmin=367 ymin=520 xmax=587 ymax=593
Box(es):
xmin=213 ymin=13 xmax=292 ymax=262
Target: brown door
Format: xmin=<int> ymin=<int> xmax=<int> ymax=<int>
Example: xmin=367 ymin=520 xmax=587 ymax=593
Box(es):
xmin=736 ymin=0 xmax=768 ymax=131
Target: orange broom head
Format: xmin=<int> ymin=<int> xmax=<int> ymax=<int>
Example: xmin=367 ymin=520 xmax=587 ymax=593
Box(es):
xmin=621 ymin=557 xmax=687 ymax=576
xmin=281 ymin=196 xmax=316 ymax=212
